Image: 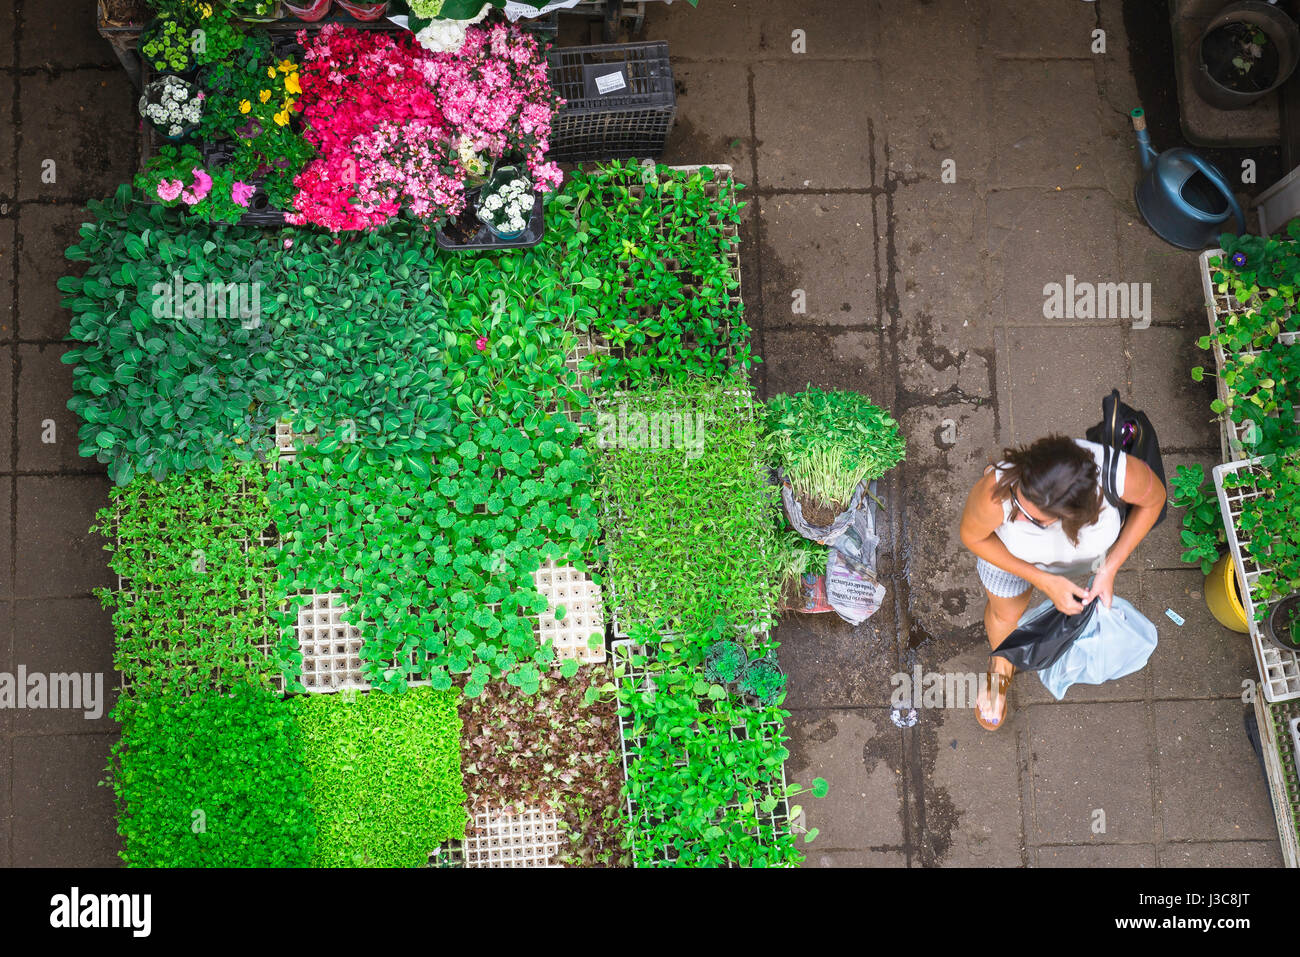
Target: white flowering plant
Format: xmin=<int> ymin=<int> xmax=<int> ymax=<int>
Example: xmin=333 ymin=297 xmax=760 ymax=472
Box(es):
xmin=476 ymin=169 xmax=534 ymax=236
xmin=139 ymin=75 xmax=205 ymax=139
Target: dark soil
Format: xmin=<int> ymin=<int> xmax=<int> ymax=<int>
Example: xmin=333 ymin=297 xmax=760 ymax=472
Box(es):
xmin=100 ymin=0 xmax=150 ymax=25
xmin=795 ymin=494 xmax=842 ymax=527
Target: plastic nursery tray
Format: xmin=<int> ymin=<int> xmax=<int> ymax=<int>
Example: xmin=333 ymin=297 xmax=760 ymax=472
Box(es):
xmin=462 ymin=807 xmax=564 ymax=868
xmin=200 ymin=141 xmax=289 ymax=227
xmin=1257 ymin=695 xmax=1300 ymax=866
xmin=611 ymin=639 xmax=793 ymax=868
xmin=1213 ymin=457 xmax=1300 ymax=702
xmin=435 ymin=189 xmax=546 ymax=252
xmin=533 ymin=561 xmax=607 ymax=664
xmin=292 ymin=591 xmax=436 ymax=694
xmin=1198 ymin=249 xmax=1300 ymax=462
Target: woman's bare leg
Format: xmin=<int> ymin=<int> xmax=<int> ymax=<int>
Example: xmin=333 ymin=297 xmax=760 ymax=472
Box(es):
xmin=976 ymin=585 xmax=1033 ymax=724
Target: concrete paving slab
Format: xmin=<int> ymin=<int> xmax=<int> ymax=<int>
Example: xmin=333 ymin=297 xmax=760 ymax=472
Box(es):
xmin=1128 ymin=326 xmax=1219 ymax=452
xmin=928 ymin=643 xmax=1026 ymax=866
xmin=1023 ymin=701 xmax=1155 ymax=845
xmin=0 ymin=74 xmax=14 ymax=201
xmin=785 ymin=708 xmax=905 ymax=851
xmin=642 ymin=0 xmax=758 ymax=62
xmin=1154 ymin=698 xmax=1278 ymax=842
xmin=15 ymin=476 xmax=113 ymax=599
xmin=1003 ymin=324 xmax=1132 ymax=445
xmin=0 ymin=351 xmax=11 ymax=472
xmin=1139 ymin=451 xmax=1220 ymax=573
xmin=1116 ymin=221 xmax=1206 ymax=330
xmin=662 ymin=61 xmax=754 ymax=175
xmin=0 ymin=479 xmax=11 ymax=604
xmin=18 ymin=70 xmax=137 ymax=202
xmin=759 ymin=193 xmax=879 ymax=329
xmin=1143 ymin=568 xmax=1255 ymax=701
xmin=17 ymin=344 xmax=92 ymax=473
xmin=985 ymin=0 xmax=1100 ymax=59
xmin=1036 ymin=842 xmax=1157 ymax=867
xmin=987 ymin=188 xmax=1121 ymax=325
xmin=16 ymin=202 xmax=86 ymax=343
xmin=802 ymin=848 xmax=906 ymax=867
xmin=761 ymin=327 xmax=890 ymax=398
xmin=0 ymin=735 xmax=9 ymax=867
xmin=0 ymin=216 xmax=15 ymax=342
xmin=1160 ymin=839 xmax=1283 ymax=867
xmin=749 ymin=0 xmax=880 ymax=61
xmin=19 ymin=1 xmax=119 ymax=69
xmin=776 ymin=601 xmax=900 ymax=709
xmin=12 ymin=598 xmax=116 ymax=734
xmin=0 ymin=1 xmax=13 ymax=69
xmin=0 ymin=600 xmax=12 ymax=735
xmin=11 ymin=732 xmax=120 ymax=867
xmin=990 ymin=61 xmax=1107 ymax=190
xmin=892 ymin=183 xmax=992 ymax=352
xmin=752 ymin=61 xmax=880 ymax=189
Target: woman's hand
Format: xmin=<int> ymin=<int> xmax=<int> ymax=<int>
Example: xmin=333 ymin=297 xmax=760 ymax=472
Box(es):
xmin=1040 ymin=574 xmax=1090 ymax=615
xmin=1085 ymin=565 xmax=1116 ymax=608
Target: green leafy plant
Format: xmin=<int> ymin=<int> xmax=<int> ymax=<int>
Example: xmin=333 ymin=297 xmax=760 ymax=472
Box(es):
xmin=766 ymin=386 xmax=906 ymax=511
xmin=738 ymin=656 xmax=785 ymax=705
xmin=593 ymin=378 xmax=783 ymax=650
xmin=615 ymin=635 xmax=820 ymax=867
xmin=294 ymin=687 xmax=466 ymax=867
xmin=704 ymin=640 xmax=747 ymax=683
xmin=264 ymin=226 xmax=454 ymax=460
xmin=135 ymin=144 xmax=255 ymax=225
xmin=188 ymin=3 xmax=247 ymax=66
xmin=141 ymin=18 xmax=196 ymax=73
xmin=107 ymin=683 xmax=316 ymax=867
xmin=556 ymin=162 xmax=752 ymax=388
xmin=459 ymin=666 xmax=628 ymax=867
xmin=272 ymin=414 xmax=598 ymax=694
xmin=94 ymin=460 xmax=295 ymax=696
xmin=1223 ymin=451 xmax=1300 ymax=615
xmin=1167 ymin=463 xmax=1227 ymax=575
xmin=60 ymin=186 xmax=282 ymax=485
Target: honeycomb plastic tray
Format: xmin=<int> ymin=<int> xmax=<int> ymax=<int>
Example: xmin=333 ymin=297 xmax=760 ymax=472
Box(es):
xmin=533 ymin=561 xmax=606 ymax=664
xmin=463 ymin=807 xmax=563 ymax=868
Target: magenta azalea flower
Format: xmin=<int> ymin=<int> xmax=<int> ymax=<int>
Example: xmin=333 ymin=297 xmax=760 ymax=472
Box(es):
xmin=231 ymin=181 xmax=255 ymax=207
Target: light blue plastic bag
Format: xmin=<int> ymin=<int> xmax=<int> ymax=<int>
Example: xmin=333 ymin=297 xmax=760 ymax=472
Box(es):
xmin=1038 ymin=596 xmax=1158 ymax=700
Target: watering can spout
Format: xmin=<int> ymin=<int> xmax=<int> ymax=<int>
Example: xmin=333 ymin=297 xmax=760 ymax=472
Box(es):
xmin=1130 ymin=108 xmax=1156 ymax=171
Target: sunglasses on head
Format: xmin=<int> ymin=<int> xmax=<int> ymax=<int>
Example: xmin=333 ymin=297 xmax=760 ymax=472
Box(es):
xmin=1010 ymin=484 xmax=1056 ymax=529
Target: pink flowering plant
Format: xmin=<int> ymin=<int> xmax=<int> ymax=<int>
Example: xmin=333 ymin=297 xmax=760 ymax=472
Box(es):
xmin=135 ymin=145 xmax=256 ymax=225
xmin=286 ymin=22 xmax=562 ymax=232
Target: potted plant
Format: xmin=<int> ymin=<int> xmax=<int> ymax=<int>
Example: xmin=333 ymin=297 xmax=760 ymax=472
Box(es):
xmin=139 ymin=74 xmax=204 ymax=141
xmin=1265 ymin=593 xmax=1300 ymax=655
xmin=140 ymin=18 xmax=197 ymax=76
xmin=1167 ymin=463 xmax=1250 ymax=632
xmin=476 ymin=165 xmax=535 ymax=240
xmin=738 ymin=654 xmax=785 ymax=706
xmin=284 ymin=0 xmax=332 ymax=18
xmin=135 ymin=144 xmax=258 ymax=224
xmin=221 ymin=0 xmax=284 ymax=22
xmin=337 ymin=0 xmax=390 ymax=19
xmin=1194 ymin=1 xmax=1300 ymax=109
xmin=765 ymin=386 xmax=906 ymax=534
xmin=703 ymin=639 xmax=747 ymax=684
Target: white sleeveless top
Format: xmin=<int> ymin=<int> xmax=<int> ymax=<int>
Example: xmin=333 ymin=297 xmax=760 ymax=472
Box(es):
xmin=990 ymin=439 xmax=1126 ymax=576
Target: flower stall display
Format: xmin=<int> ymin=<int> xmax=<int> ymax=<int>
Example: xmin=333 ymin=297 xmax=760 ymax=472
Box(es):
xmin=476 ymin=166 xmax=534 ymax=238
xmin=135 ymin=144 xmax=259 ymax=223
xmin=139 ymin=74 xmax=204 ymax=140
xmin=288 ymin=23 xmax=561 ymax=232
xmin=199 ymin=36 xmax=314 ymax=209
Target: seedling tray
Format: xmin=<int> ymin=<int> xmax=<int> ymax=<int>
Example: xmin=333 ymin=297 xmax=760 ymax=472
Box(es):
xmin=612 ymin=640 xmax=793 ymax=867
xmin=462 ymin=807 xmax=564 ymax=868
xmin=1213 ymin=457 xmax=1300 ymax=702
xmin=1198 ymin=249 xmax=1300 ymax=461
xmin=290 ymin=590 xmax=436 ymax=694
xmin=1256 ymin=694 xmax=1300 ymax=866
xmin=533 ymin=560 xmax=607 ymax=664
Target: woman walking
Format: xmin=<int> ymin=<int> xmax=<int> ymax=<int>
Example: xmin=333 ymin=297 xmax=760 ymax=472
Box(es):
xmin=959 ymin=434 xmax=1166 ymax=730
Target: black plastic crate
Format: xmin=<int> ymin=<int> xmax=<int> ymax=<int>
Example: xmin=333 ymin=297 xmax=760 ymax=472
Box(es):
xmin=200 ymin=141 xmax=289 ymax=227
xmin=546 ymin=42 xmax=675 ymax=161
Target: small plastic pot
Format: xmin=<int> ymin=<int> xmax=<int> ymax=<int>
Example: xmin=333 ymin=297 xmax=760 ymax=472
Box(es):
xmin=139 ymin=18 xmax=198 ymax=78
xmin=476 ymin=164 xmax=535 ymax=240
xmin=1264 ymin=593 xmax=1300 ymax=656
xmin=739 ymin=656 xmax=786 ymax=706
xmin=283 ymin=0 xmax=332 ymax=20
xmin=139 ymin=75 xmax=204 ymax=142
xmin=335 ymin=0 xmax=389 ymax=20
xmin=704 ymin=640 xmax=747 ymax=684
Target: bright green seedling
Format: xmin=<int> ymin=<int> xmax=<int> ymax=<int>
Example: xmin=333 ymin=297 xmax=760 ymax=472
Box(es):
xmin=107 ymin=683 xmax=316 ymax=867
xmin=765 ymin=385 xmax=906 ymax=511
xmin=1167 ymin=463 xmax=1227 ymax=575
xmin=704 ymin=640 xmax=747 ymax=684
xmin=294 ymin=687 xmax=465 ymax=868
xmin=738 ymin=657 xmax=786 ymax=705
xmin=1226 ymin=451 xmax=1300 ymax=615
xmin=95 ymin=459 xmax=296 ymax=697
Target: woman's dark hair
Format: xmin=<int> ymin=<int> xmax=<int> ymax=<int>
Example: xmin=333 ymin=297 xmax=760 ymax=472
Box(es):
xmin=991 ymin=435 xmax=1102 ymax=545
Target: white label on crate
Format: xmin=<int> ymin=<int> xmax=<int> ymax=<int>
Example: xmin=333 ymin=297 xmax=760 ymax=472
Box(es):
xmin=595 ymin=71 xmax=627 ymax=95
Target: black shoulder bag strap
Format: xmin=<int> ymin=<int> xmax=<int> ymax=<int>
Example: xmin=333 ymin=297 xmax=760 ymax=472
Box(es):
xmin=1099 ymin=389 xmax=1124 ymax=510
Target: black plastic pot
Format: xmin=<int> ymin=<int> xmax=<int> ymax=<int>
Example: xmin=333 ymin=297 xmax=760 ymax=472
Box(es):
xmin=138 ymin=18 xmax=199 ymax=79
xmin=704 ymin=640 xmax=748 ymax=684
xmin=435 ymin=187 xmax=546 ymax=252
xmin=1265 ymin=593 xmax=1300 ymax=656
xmin=1193 ymin=1 xmax=1300 ymax=110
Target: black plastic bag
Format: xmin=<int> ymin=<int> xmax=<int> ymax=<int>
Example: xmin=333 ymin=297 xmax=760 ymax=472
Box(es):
xmin=990 ymin=597 xmax=1100 ymax=672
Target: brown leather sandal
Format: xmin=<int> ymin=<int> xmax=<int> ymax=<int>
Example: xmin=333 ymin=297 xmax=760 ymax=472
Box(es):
xmin=975 ymin=670 xmax=1013 ymax=731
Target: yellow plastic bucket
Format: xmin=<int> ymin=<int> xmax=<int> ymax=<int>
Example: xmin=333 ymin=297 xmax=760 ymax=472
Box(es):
xmin=1205 ymin=552 xmax=1250 ymax=633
